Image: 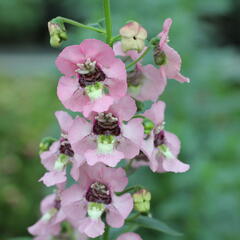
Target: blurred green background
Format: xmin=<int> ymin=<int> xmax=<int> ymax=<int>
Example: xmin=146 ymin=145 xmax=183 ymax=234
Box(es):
xmin=0 ymin=0 xmax=239 ymax=239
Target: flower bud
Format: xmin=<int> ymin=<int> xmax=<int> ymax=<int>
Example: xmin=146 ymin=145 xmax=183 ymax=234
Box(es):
xmin=120 ymin=21 xmax=147 ymax=53
xmin=39 ymin=137 xmax=57 ymax=154
xmin=133 ymin=189 xmax=151 ymax=213
xmin=48 ymin=20 xmax=67 ymax=48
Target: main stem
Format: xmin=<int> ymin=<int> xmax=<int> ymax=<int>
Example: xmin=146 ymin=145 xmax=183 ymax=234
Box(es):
xmin=102 ymin=224 xmax=109 ymax=240
xmin=103 ymin=0 xmax=112 ymax=45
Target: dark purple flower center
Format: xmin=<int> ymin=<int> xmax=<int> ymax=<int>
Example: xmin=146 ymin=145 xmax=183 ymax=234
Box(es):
xmin=59 ymin=138 xmax=74 ymax=157
xmin=78 ymin=65 xmax=106 ymax=88
xmin=154 ymin=130 xmax=166 ymax=147
xmin=86 ymin=182 xmax=112 ymax=205
xmin=93 ymin=113 xmax=121 ymax=136
xmin=135 ymin=151 xmax=149 ymax=162
xmin=54 ymin=199 xmax=61 ymax=210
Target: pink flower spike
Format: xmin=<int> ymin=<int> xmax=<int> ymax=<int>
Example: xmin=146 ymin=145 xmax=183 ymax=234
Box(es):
xmin=56 ymin=39 xmax=127 ymax=115
xmin=117 ymin=232 xmax=143 ymax=240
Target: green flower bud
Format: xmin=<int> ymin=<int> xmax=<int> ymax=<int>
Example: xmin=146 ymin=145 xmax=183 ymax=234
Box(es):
xmin=48 ymin=20 xmax=67 ymax=48
xmin=133 ymin=189 xmax=151 ymax=213
xmin=120 ymin=21 xmax=147 ymax=53
xmin=39 ymin=137 xmax=57 ymax=154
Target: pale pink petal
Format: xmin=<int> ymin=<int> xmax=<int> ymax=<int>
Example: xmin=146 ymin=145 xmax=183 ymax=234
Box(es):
xmin=68 ymin=117 xmax=92 ymax=146
xmin=109 ymin=96 xmax=136 ymax=121
xmin=84 ymin=149 xmax=124 ymax=167
xmin=54 ymin=209 xmax=66 ymax=223
xmin=102 ymin=167 xmax=128 ymax=192
xmin=70 ymin=154 xmax=86 ymax=181
xmin=162 ymin=157 xmax=190 ymax=173
xmin=159 ymin=18 xmax=172 ymax=49
xmin=28 ymin=220 xmax=60 ymax=236
xmin=164 ymin=131 xmax=181 ymax=156
xmin=117 ymin=232 xmax=143 ymax=240
xmin=39 ymin=171 xmax=66 ymax=187
xmin=40 ymin=141 xmax=60 ymax=171
xmin=40 ymin=194 xmax=56 ymax=213
xmin=83 ymin=95 xmax=114 ymax=118
xmin=162 ymin=44 xmax=189 ymax=83
xmin=78 ymin=217 xmax=105 ymax=238
xmin=101 ymin=58 xmax=126 ymax=81
xmin=55 ymin=111 xmax=73 ymax=134
xmin=121 ymin=118 xmax=144 ymax=147
xmin=141 ymin=133 xmax=154 ymax=158
xmin=105 ymin=78 xmax=127 ymax=98
xmin=61 ymin=184 xmax=85 ymax=206
xmin=117 ymin=137 xmax=140 ymax=159
xmin=144 ymin=101 xmax=165 ymax=125
xmin=71 ymin=136 xmax=96 ymax=156
xmin=80 ymin=39 xmax=116 ymax=68
xmin=62 ymin=200 xmax=87 ymax=222
xmin=149 ymin=148 xmax=162 ymax=172
xmin=174 ymin=72 xmax=190 ymax=83
xmin=55 ymin=45 xmax=84 ymax=76
xmin=136 ymin=64 xmax=167 ymax=101
xmin=106 ymin=194 xmax=133 ymax=228
xmin=57 ymin=76 xmax=89 ymax=112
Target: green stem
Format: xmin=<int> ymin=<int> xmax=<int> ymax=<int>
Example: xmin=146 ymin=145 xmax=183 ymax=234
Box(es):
xmin=56 ymin=17 xmax=105 ymax=33
xmin=102 ymin=224 xmax=109 ymax=240
xmin=110 ymin=34 xmax=121 ymax=45
xmin=116 ymin=185 xmax=143 ymax=196
xmin=103 ymin=0 xmax=112 ymax=44
xmin=126 ymin=46 xmax=151 ymax=69
xmin=126 ymin=212 xmax=141 ymax=222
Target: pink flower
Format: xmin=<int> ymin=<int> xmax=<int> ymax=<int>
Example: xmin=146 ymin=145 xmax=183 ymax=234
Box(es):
xmin=56 ymin=39 xmax=127 ymax=117
xmin=68 ymin=96 xmax=144 ymax=169
xmin=139 ymin=101 xmax=190 ymax=173
xmin=113 ymin=42 xmax=166 ymax=102
xmin=28 ymin=190 xmax=66 ymax=239
xmin=155 ymin=18 xmax=190 ymax=83
xmin=117 ymin=232 xmax=143 ymax=240
xmin=39 ymin=111 xmax=82 ymax=186
xmin=61 ymin=163 xmax=133 ymax=238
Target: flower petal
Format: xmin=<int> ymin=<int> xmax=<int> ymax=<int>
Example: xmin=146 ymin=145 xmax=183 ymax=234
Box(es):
xmin=55 ymin=111 xmax=73 ymax=134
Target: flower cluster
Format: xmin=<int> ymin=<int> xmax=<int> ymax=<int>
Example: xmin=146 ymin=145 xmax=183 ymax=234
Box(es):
xmin=29 ymin=16 xmax=190 ymax=240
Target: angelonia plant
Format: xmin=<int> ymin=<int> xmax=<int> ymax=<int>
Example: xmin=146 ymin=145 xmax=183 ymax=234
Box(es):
xmin=28 ymin=1 xmax=190 ymax=239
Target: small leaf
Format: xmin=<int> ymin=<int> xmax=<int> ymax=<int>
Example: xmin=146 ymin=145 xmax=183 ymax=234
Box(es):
xmin=128 ymin=215 xmax=183 ymax=236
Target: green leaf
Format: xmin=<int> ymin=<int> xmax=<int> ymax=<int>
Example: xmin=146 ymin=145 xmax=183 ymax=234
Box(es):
xmin=128 ymin=215 xmax=183 ymax=236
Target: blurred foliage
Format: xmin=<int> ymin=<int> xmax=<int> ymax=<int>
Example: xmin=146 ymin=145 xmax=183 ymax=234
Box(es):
xmin=0 ymin=0 xmax=240 ymax=240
